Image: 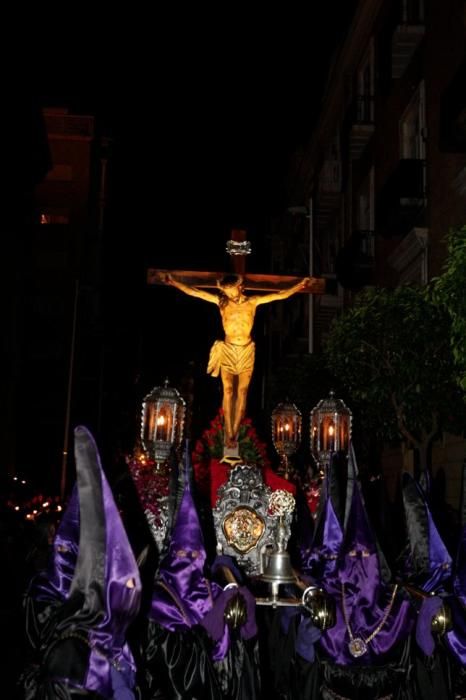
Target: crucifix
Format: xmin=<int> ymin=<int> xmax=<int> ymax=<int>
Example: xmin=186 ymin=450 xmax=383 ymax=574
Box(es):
xmin=148 ymin=230 xmax=326 ymax=457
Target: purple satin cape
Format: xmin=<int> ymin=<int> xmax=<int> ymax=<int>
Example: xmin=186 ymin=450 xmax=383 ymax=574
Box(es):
xmin=445 ymin=596 xmax=466 ymax=664
xmin=33 ymin=486 xmax=79 ymax=603
xmin=304 ymin=490 xmax=343 ymax=582
xmin=201 ymin=585 xmax=258 ymax=641
xmin=301 ymin=456 xmax=344 ymax=582
xmin=416 ymin=595 xmax=444 ymax=657
xmin=445 ymin=460 xmax=466 ymax=664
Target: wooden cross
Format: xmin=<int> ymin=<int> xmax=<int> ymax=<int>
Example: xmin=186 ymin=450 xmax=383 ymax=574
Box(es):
xmin=147 ymin=229 xmax=327 ymax=461
xmin=147 ymin=229 xmax=327 ymax=295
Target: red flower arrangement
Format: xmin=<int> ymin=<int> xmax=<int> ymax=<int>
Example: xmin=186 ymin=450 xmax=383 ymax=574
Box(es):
xmin=192 ymin=409 xmax=270 ymax=468
xmin=192 ymin=409 xmax=271 ymax=500
xmin=127 ymin=453 xmax=170 ymax=529
xmin=305 ymin=477 xmax=323 ymax=519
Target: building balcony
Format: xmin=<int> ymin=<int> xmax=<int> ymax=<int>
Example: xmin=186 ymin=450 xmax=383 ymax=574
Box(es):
xmin=349 ymin=96 xmax=375 ymax=159
xmin=377 ymin=159 xmax=426 ymax=237
xmin=391 ymin=23 xmax=425 ymax=79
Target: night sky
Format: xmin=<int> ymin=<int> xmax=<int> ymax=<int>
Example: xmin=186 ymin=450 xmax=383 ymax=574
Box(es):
xmin=7 ymin=7 xmax=357 ymax=486
xmin=39 ymin=4 xmax=356 ymax=247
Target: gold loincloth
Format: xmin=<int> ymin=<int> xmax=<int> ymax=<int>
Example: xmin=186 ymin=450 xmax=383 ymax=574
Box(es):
xmin=207 ymin=340 xmax=255 ymax=377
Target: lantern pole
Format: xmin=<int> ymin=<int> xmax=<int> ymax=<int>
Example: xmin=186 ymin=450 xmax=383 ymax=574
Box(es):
xmin=308 ymin=196 xmax=314 ymax=355
xmin=271 ymin=401 xmax=302 ymax=481
xmin=60 ymin=279 xmax=79 ymax=501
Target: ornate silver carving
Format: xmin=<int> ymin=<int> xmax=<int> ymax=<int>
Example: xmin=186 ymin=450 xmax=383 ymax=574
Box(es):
xmin=213 ymin=464 xmax=293 ymax=576
xmin=310 ymin=390 xmax=352 ymax=468
xmin=225 ymin=240 xmax=252 ymax=256
xmin=144 ymin=503 xmax=170 ymax=553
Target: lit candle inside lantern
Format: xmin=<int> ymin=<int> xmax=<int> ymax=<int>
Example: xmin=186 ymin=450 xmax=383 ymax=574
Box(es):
xmin=156 ymin=413 xmax=167 ymax=441
xmin=327 ymin=423 xmax=335 ymax=451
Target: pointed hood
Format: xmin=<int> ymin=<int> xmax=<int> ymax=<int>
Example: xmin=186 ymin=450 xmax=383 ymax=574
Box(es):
xmin=340 ymin=481 xmax=380 ymax=592
xmin=72 ymin=426 xmax=141 ymax=694
xmin=444 ymin=460 xmax=466 ymax=665
xmin=320 ymin=445 xmax=412 ymax=664
xmin=304 ymin=455 xmax=343 ymax=581
xmin=24 ymin=426 xmax=142 ymax=698
xmin=71 ymin=427 xmax=142 ymax=636
xmin=34 ymin=486 xmax=79 ymax=603
xmin=337 ymin=445 xmax=389 ymax=596
xmin=401 ymin=472 xmax=452 ymax=592
xmin=454 ymin=459 xmax=466 ymax=601
xmin=152 ymin=446 xmax=214 ymax=628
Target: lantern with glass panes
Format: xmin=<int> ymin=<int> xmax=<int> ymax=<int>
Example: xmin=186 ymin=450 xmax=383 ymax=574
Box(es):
xmin=310 ymin=390 xmax=352 ymax=469
xmin=271 ymin=401 xmax=302 ymax=479
xmin=141 ymin=379 xmax=186 ymax=471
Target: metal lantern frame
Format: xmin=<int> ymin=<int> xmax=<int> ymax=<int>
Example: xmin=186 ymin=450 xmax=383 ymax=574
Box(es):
xmin=141 ymin=379 xmax=186 ymax=470
xmin=310 ymin=390 xmax=352 ymax=468
xmin=271 ymin=400 xmax=302 ymax=479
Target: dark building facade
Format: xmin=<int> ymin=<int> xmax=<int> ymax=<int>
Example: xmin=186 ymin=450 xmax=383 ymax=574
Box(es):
xmin=4 ymin=107 xmax=109 ymax=495
xmin=267 ymin=0 xmax=466 ymax=500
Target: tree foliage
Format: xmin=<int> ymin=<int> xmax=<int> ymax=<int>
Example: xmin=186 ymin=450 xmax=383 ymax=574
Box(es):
xmin=324 ymin=285 xmax=465 ymax=469
xmin=431 ymin=225 xmax=466 ymax=392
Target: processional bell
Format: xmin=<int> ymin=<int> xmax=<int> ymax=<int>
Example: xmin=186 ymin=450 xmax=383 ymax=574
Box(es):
xmin=261 ymin=509 xmax=296 ymax=598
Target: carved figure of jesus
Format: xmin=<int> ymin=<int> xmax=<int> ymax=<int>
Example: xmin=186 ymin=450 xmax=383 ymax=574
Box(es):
xmin=165 ymin=272 xmax=310 ymax=448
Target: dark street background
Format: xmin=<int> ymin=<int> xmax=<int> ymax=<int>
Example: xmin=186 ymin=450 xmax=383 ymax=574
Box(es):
xmin=3 ymin=12 xmax=357 ymax=694
xmin=4 ymin=5 xmax=357 ymax=491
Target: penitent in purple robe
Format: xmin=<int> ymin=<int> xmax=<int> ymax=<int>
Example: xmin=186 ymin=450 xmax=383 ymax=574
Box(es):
xmin=301 ymin=456 xmax=344 ymax=583
xmin=146 ymin=448 xmax=258 ymax=700
xmin=319 ymin=446 xmax=412 ymax=667
xmin=445 ymin=460 xmax=466 ymax=666
xmin=21 ymin=426 xmax=142 ymax=699
xmin=399 ymin=472 xmax=453 ymax=658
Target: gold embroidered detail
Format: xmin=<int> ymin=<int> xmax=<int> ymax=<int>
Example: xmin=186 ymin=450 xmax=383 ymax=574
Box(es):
xmin=341 ymin=582 xmax=399 ymax=658
xmin=223 ymin=506 xmax=265 ymax=554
